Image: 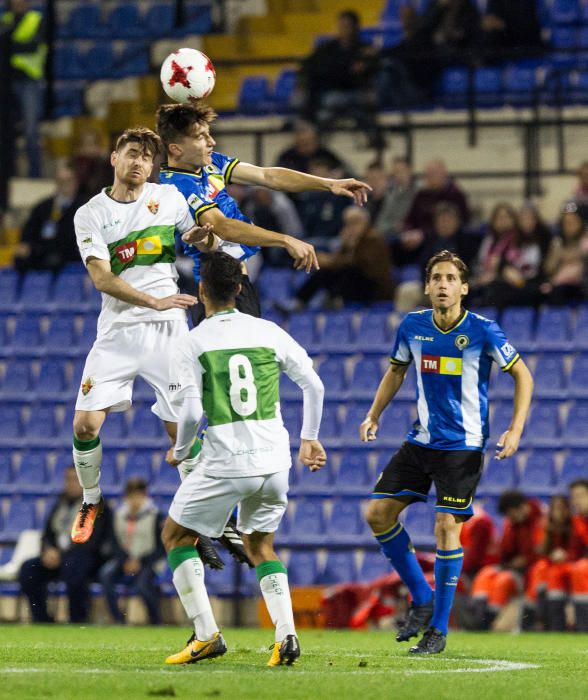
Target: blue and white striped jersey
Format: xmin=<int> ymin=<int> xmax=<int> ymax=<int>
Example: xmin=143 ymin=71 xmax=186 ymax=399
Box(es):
xmin=390 ymin=309 xmax=519 ymax=452
xmin=160 ymin=152 xmax=260 ymax=281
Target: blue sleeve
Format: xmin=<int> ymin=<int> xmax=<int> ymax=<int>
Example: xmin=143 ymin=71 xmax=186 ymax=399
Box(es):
xmin=161 ymin=171 xmax=218 ymax=224
xmin=390 ymin=318 xmax=413 ymax=366
xmin=485 ymin=320 xmax=520 ymax=371
xmin=211 ymin=151 xmax=240 ymax=184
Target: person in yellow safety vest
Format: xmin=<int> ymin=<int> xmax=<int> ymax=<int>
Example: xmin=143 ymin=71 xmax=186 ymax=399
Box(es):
xmin=0 ymin=0 xmax=47 ymax=178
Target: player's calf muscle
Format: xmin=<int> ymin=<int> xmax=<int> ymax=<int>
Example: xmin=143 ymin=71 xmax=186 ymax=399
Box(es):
xmin=73 ymin=410 xmax=104 ymax=440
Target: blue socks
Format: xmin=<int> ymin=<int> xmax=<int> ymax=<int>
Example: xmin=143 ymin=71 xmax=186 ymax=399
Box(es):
xmin=430 ymin=547 xmax=464 ymax=635
xmin=374 ymin=522 xmax=433 ymax=606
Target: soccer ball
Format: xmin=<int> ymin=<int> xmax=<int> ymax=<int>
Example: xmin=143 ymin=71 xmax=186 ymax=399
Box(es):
xmin=160 ymin=48 xmax=216 ymax=103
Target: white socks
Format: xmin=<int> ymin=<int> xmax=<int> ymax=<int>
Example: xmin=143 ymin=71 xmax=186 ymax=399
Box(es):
xmin=259 ymin=568 xmax=296 ymax=642
xmin=172 ymin=555 xmax=218 ymax=641
xmin=72 ymin=437 xmax=102 ymax=504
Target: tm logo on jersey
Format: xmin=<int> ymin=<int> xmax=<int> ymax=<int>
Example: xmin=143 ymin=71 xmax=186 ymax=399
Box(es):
xmin=421 ymin=355 xmax=463 ymax=375
xmin=115 ymin=236 xmax=163 ymax=263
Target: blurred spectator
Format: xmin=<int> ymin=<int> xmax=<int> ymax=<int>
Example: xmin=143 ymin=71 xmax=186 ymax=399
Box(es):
xmin=0 ymin=0 xmax=47 ymax=178
xmin=275 ymin=120 xmax=346 ymax=175
xmin=99 ymin=478 xmax=164 ymax=625
xmin=363 ymin=161 xmax=390 ymax=222
xmin=469 ymin=202 xmax=518 ymax=302
xmin=19 ymin=466 xmax=112 ymax=623
xmin=295 ymin=156 xmax=350 ymax=247
xmin=418 ymin=0 xmax=480 ymax=55
xmin=569 ymin=480 xmax=588 ymax=632
xmin=12 ymin=159 xmax=86 ymax=273
xmin=517 ymin=202 xmax=552 ymax=259
xmin=73 ymin=128 xmax=112 ymax=199
xmin=461 ymin=502 xmax=499 ymax=581
xmin=523 ymin=495 xmax=574 ymax=630
xmin=480 ymin=0 xmax=543 ymax=54
xmin=404 ymin=159 xmax=470 ymax=234
xmin=299 ymin=10 xmax=383 ymax=148
xmin=239 ymin=186 xmax=304 ymax=239
xmin=286 ymin=205 xmax=394 ymax=309
xmin=374 ymin=157 xmax=417 ymax=240
xmin=542 ymin=202 xmax=588 ymax=305
xmin=470 ymin=491 xmax=544 ymax=630
xmin=571 ymin=161 xmax=588 ymax=225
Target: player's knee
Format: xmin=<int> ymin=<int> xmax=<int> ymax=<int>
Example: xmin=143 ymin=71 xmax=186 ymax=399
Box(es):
xmin=434 ymin=512 xmax=461 ymax=541
xmin=365 ymin=500 xmax=396 ymax=534
xmin=73 ymin=415 xmax=100 ymax=442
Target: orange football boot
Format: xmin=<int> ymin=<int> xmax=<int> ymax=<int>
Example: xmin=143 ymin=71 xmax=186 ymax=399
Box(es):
xmin=71 ymin=498 xmax=104 ymax=544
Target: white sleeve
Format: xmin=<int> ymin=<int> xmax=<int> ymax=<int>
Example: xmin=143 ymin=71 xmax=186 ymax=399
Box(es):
xmin=168 ymin=334 xmax=203 ymax=405
xmin=171 ymin=186 xmax=196 ymax=233
xmin=74 ymin=206 xmax=110 ymax=265
xmin=277 ymin=328 xmax=324 ymax=440
xmin=173 ymin=394 xmax=204 ymax=461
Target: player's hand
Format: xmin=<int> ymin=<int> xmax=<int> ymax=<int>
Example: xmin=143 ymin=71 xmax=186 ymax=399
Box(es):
xmin=327 ymin=178 xmax=372 ymax=206
xmin=495 ymin=428 xmax=521 ymax=459
xmin=298 ymin=439 xmax=327 ymax=472
xmin=151 ymin=293 xmax=198 ymax=311
xmin=284 ymin=236 xmax=319 ymax=273
xmin=360 ymin=414 xmax=379 ymax=442
xmin=165 ymin=447 xmax=183 ymax=467
xmin=182 ymin=222 xmax=214 ymax=246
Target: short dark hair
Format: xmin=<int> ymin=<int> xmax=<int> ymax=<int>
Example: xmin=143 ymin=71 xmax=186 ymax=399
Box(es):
xmin=125 ymin=477 xmax=148 ymax=496
xmin=114 ymin=127 xmax=161 ymax=159
xmin=200 ymin=252 xmax=243 ymax=305
xmin=339 ymin=10 xmax=360 ymax=27
xmin=156 ymin=102 xmax=217 ymax=150
xmin=570 ymin=479 xmax=588 ymax=491
xmin=498 ymin=490 xmax=527 ymax=515
xmin=425 ymin=249 xmax=469 ymax=283
xmin=434 ymin=202 xmax=461 ymax=220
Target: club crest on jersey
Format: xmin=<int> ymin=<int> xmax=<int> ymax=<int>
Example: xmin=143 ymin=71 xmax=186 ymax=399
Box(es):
xmin=81 ymin=376 xmax=95 ymax=395
xmin=501 ymin=341 xmax=516 ymax=359
xmin=146 ymin=198 xmax=160 ymax=214
xmin=455 ymin=334 xmax=470 ymax=350
xmin=421 ymin=355 xmax=462 ymax=375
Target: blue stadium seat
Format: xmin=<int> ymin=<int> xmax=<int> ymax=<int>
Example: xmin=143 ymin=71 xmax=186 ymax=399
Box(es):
xmin=474 ymin=67 xmax=504 ymax=108
xmin=287 ymin=550 xmax=320 ymax=586
xmin=563 ymin=400 xmax=588 ymax=447
xmin=7 ymin=315 xmax=44 ymax=357
xmin=335 ymin=450 xmax=372 ymax=495
xmin=120 ymin=449 xmax=155 ymax=482
xmin=286 ymin=499 xmax=325 ymax=544
xmin=133 ymin=376 xmax=154 ymax=402
xmin=115 ymin=42 xmax=150 ymax=78
xmin=568 ymin=353 xmax=588 ymax=398
xmin=359 ymin=551 xmax=390 ymax=581
xmin=348 ymin=357 xmax=384 ymax=400
xmin=526 ymin=401 xmax=561 ymax=448
xmin=403 ymin=502 xmax=436 ymax=547
xmin=53 ymin=45 xmax=86 ymax=80
xmin=573 ymin=306 xmax=588 ymax=349
xmin=551 ymin=27 xmax=579 ymax=68
xmin=51 ymin=82 xmax=85 ymax=119
xmin=100 ymin=449 xmax=121 ymax=494
xmin=439 ymin=67 xmax=468 ymax=109
xmin=0 ymin=450 xmax=14 ymax=493
xmin=1 ymin=499 xmax=38 ymax=540
xmin=288 ymin=313 xmax=317 ymax=350
xmin=318 ymin=313 xmax=355 ymax=353
xmin=145 ymin=4 xmax=175 ymax=37
xmin=53 ymin=271 xmax=87 ymax=310
xmin=176 ymin=4 xmax=212 ymax=35
xmin=257 ymin=268 xmax=292 ymax=302
xmin=533 ymin=354 xmax=567 ymax=399
xmin=353 ymin=312 xmax=392 ymax=353
xmin=319 ymin=551 xmax=357 ymax=584
xmin=279 ymin=373 xmax=300 ymax=401
xmin=558 ymin=450 xmax=586 ymax=488
xmin=339 ymin=403 xmax=372 ymax=446
xmin=536 ymin=307 xmax=572 ymax=350
xmin=238 ymin=77 xmax=272 ymax=115
xmin=519 ymin=450 xmax=557 ymax=496
xmin=151 ymin=461 xmax=181 ymax=496
xmin=0 ymin=270 xmax=19 ymax=311
xmin=320 ymin=402 xmax=340 ymax=440
xmin=396 ymin=366 xmax=417 ymax=400
xmin=281 ymin=401 xmax=302 ymax=439
xmin=551 ymin=0 xmax=581 ymax=25
xmin=15 ymin=451 xmax=49 ymax=492
xmin=56 ymin=405 xmax=75 ymax=445
xmin=500 ymin=307 xmax=535 ymax=351
xmin=106 ymin=4 xmax=146 ymax=38
xmin=326 ymin=498 xmax=367 ymax=542
xmin=0 ymin=404 xmax=24 ymax=444
xmin=23 ymin=405 xmax=59 ymax=442
xmin=84 ymin=43 xmax=115 ymax=80
xmin=292 ymin=460 xmax=333 ymax=496
xmin=128 ymin=406 xmax=167 ymax=447
xmin=504 ymin=65 xmax=540 ymax=108
xmin=377 ymin=402 xmax=413 ymax=448
xmin=478 ymin=458 xmax=518 ymax=496
xmin=0 ymin=359 xmax=34 ymax=401
xmin=18 ymin=271 xmax=53 ymax=308
xmin=45 ymin=315 xmax=79 ymax=355
xmin=318 ymin=358 xmax=347 ymax=400
xmin=273 ymin=69 xmax=297 ymax=112
xmin=61 ymin=4 xmax=105 ymax=39
xmin=489 ymin=364 xmax=515 ymax=400
xmin=34 ymin=360 xmax=72 ymax=401
xmin=568 ymin=69 xmax=588 ymax=103
xmin=100 ymin=412 xmax=128 ymax=443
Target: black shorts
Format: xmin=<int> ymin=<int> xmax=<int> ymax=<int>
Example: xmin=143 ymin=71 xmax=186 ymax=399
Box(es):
xmin=190 ymin=274 xmax=261 ymax=326
xmin=371 ymin=442 xmax=484 ymax=518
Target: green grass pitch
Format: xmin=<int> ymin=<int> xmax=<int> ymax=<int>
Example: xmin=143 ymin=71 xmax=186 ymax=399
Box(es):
xmin=1 ymin=625 xmax=587 ymax=700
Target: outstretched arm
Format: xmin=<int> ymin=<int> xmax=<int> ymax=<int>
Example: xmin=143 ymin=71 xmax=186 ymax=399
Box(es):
xmin=360 ymin=363 xmax=409 ymax=442
xmin=496 ymin=358 xmax=534 ymax=459
xmin=231 ymin=162 xmax=372 ymax=206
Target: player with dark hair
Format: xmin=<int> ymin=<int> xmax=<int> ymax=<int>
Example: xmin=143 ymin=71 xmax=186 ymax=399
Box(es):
xmin=156 ymin=101 xmax=371 ymax=324
xmin=161 ymin=251 xmax=326 ymax=666
xmin=360 ymin=249 xmax=534 ymax=653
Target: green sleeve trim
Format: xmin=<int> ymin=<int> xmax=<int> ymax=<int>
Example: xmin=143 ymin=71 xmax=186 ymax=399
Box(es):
xmin=188 ymin=438 xmax=202 ymax=459
xmin=195 ymin=202 xmax=218 ymax=224
xmin=225 ymin=158 xmax=240 ymax=184
xmin=73 ymin=435 xmax=100 ymax=451
xmin=256 ymin=560 xmax=287 ymax=582
xmin=167 ymin=544 xmax=199 ymax=572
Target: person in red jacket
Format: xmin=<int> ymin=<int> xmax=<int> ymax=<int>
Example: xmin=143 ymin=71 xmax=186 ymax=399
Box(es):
xmin=461 ymin=503 xmax=499 ymax=582
xmin=569 ymin=479 xmax=588 ymax=631
xmin=470 ymin=490 xmax=544 ymax=630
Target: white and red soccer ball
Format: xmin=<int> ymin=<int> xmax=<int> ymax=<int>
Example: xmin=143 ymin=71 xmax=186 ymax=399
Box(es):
xmin=160 ymin=48 xmax=216 ymax=102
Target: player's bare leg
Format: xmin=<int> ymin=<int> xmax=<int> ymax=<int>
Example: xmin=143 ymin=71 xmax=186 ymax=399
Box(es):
xmin=71 ymin=409 xmax=108 ymax=543
xmin=366 ymin=496 xmax=434 ymax=642
xmin=242 ymin=531 xmax=300 ymax=667
xmin=161 ymin=516 xmax=226 ymax=664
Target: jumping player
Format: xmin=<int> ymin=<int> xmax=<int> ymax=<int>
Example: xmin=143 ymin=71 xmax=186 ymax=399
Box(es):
xmin=360 ymin=249 xmax=534 ymax=654
xmin=161 ymin=252 xmax=326 ymax=666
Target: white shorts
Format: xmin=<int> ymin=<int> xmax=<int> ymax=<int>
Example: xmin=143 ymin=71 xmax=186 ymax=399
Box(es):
xmin=169 ymin=468 xmax=289 ymax=538
xmin=75 ymin=320 xmax=188 ymax=421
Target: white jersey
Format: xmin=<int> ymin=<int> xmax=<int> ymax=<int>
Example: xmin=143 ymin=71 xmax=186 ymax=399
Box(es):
xmin=74 ymin=182 xmax=194 ymax=334
xmin=171 ymin=309 xmax=323 ymax=478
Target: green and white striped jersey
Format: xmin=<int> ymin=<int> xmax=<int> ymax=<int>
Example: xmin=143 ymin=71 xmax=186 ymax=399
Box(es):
xmin=74 ymin=182 xmax=194 ymax=333
xmin=171 ymin=309 xmax=323 ymax=477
